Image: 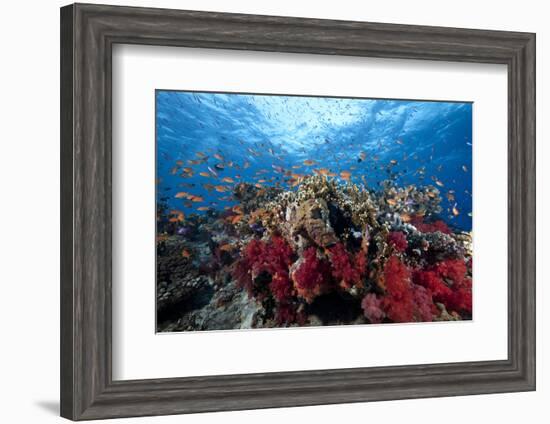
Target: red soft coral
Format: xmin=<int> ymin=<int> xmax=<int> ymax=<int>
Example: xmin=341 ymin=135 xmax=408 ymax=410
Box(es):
xmin=413 ymin=258 xmax=472 ymax=316
xmin=233 ymin=236 xmax=295 ymax=301
xmin=387 ymin=231 xmax=408 ymax=252
xmin=410 ymin=216 xmax=452 ymax=234
xmin=328 ymin=243 xmax=366 ymax=289
xmin=361 ymin=293 xmax=385 ymax=323
xmin=413 ymin=270 xmax=452 ymax=301
xmin=292 ymin=247 xmax=331 ymax=303
xmin=381 ymin=256 xmax=416 ymax=322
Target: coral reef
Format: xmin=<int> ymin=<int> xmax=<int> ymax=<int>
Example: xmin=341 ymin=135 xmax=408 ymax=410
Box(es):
xmin=157 ymin=175 xmax=472 ymax=331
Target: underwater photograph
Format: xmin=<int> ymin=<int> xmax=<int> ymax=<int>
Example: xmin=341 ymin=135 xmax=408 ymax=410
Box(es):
xmin=156 ymin=90 xmax=473 ymax=332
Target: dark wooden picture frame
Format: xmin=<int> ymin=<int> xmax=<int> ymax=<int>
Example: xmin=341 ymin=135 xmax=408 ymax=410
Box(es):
xmin=60 ymin=3 xmax=536 ymax=420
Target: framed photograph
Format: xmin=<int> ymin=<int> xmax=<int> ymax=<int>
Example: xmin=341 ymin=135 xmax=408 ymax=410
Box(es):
xmin=60 ymin=3 xmax=536 ymax=420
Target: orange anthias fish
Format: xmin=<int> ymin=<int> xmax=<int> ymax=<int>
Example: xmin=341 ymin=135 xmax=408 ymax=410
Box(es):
xmin=314 ymin=168 xmax=330 ymax=176
xmin=214 ymin=153 xmax=224 ymax=161
xmin=219 ymin=243 xmax=235 ymax=252
xmin=230 ymin=214 xmax=243 ymax=224
xmin=214 ymin=185 xmax=228 ymax=193
xmin=221 ymin=177 xmax=235 ymax=183
xmin=340 ymin=171 xmax=351 ymax=181
xmin=174 ymin=191 xmax=189 ymax=199
xmin=199 ymin=172 xmax=211 ymax=177
xmin=189 ymin=195 xmax=204 ymax=202
xmin=303 ymin=159 xmax=316 ymax=166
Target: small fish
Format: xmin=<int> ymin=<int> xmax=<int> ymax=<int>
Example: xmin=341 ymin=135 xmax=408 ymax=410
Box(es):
xmin=183 ymin=167 xmax=193 ymax=174
xmin=214 ymin=163 xmax=225 ymax=171
xmin=389 ymin=160 xmax=398 ymax=165
xmin=214 ymin=185 xmax=228 ymax=193
xmin=214 ymin=153 xmax=224 ymax=161
xmin=340 ymin=171 xmax=351 ymax=181
xmin=175 ymin=160 xmax=183 ymax=166
xmin=219 ymin=243 xmax=234 ymax=252
xmin=190 ymin=195 xmax=204 ymax=202
xmin=196 ymin=152 xmax=207 ymax=158
xmin=231 ymin=215 xmax=242 ymax=224
xmin=400 ymin=213 xmax=412 ymax=223
xmin=199 ymin=172 xmax=211 ymax=177
xmin=197 ymin=207 xmax=210 ymax=211
xmin=221 ymin=177 xmax=235 ymax=183
xmin=462 ymin=165 xmax=468 ymax=172
xmin=174 ymin=191 xmax=189 ymax=198
xmin=303 ymin=159 xmax=316 ymax=166
xmin=243 ymin=161 xmax=251 ymax=169
xmin=386 ymin=198 xmax=397 ymax=206
xmin=359 ymin=152 xmax=367 ymax=162
xmin=435 ymin=180 xmax=445 ymax=187
xmin=452 ymin=204 xmax=460 ymax=216
xmin=170 ymin=166 xmax=178 ymax=175
xmin=207 ymin=166 xmax=219 ymax=177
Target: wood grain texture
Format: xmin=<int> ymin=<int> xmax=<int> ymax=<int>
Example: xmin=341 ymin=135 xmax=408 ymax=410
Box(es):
xmin=60 ymin=3 xmax=536 ymax=420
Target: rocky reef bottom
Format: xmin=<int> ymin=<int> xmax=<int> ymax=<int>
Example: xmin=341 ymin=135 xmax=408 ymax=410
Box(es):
xmin=156 ymin=176 xmax=472 ymax=332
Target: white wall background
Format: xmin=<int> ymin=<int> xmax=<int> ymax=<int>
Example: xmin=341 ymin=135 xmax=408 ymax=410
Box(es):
xmin=0 ymin=0 xmax=545 ymax=423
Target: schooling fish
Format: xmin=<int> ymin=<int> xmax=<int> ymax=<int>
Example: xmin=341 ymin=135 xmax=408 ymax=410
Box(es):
xmin=340 ymin=171 xmax=351 ymax=181
xmin=207 ymin=166 xmax=219 ymax=177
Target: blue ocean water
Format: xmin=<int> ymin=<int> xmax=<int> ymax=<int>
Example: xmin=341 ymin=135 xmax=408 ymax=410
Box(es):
xmin=156 ymin=91 xmax=472 ymax=231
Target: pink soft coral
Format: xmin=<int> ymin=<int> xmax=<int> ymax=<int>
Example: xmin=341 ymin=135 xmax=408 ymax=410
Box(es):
xmin=292 ymin=247 xmax=331 ymax=303
xmin=328 ymin=243 xmax=366 ymax=289
xmin=361 ymin=293 xmax=385 ymax=323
